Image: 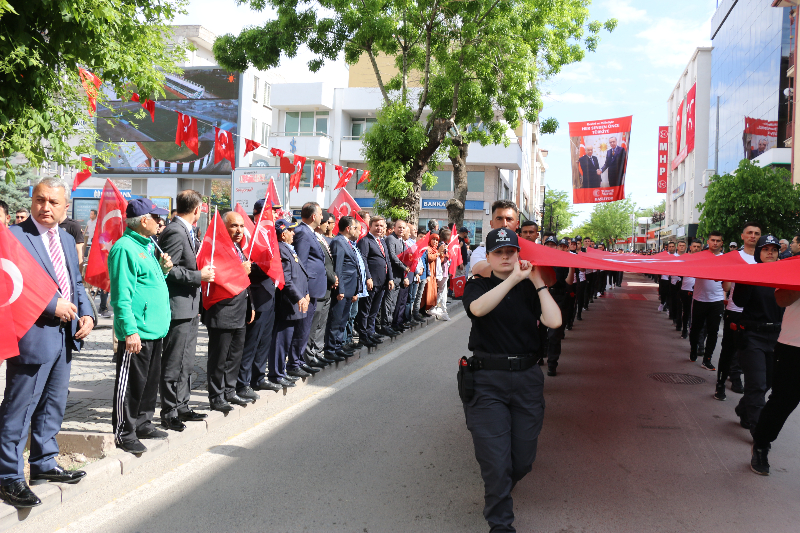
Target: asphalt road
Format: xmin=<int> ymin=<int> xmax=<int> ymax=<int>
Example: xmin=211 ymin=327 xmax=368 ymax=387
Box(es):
xmin=12 ymin=274 xmax=800 ymax=533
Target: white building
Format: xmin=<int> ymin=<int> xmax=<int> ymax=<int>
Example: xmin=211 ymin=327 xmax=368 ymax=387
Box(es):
xmin=665 ymin=47 xmax=712 ymax=242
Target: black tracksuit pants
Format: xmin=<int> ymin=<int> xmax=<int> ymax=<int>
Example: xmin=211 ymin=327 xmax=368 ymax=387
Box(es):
xmin=752 ymin=343 xmax=800 ymax=449
xmin=113 ymin=339 xmax=162 ymax=444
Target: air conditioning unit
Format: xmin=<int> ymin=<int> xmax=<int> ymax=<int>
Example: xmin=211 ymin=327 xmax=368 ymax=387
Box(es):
xmin=701 ymin=169 xmax=715 ymax=188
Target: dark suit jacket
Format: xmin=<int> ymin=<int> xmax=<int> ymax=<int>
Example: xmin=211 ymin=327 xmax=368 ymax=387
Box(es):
xmin=276 ymin=242 xmax=309 ymax=321
xmin=159 ymin=217 xmax=201 ymax=320
xmin=203 ymin=244 xmax=250 ymax=329
xmin=330 ymin=235 xmax=363 ymax=299
xmin=384 ymin=233 xmax=408 ymax=284
xmin=293 ymin=222 xmax=327 ymax=299
xmin=579 ymin=155 xmax=600 ymax=188
xmin=750 ymin=149 xmax=765 ymax=159
xmin=600 ymin=146 xmax=627 ymax=187
xmin=10 ymin=218 xmax=94 ymax=364
xmin=318 ymin=233 xmax=336 ymax=299
xmin=248 ymin=264 xmax=276 ymax=312
xmin=357 ymin=233 xmax=390 ymax=288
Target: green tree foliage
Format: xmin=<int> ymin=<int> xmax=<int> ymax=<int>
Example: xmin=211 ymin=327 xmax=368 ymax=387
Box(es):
xmin=213 ymin=0 xmax=615 ymax=224
xmin=0 ymin=0 xmax=187 ymax=182
xmin=637 ymin=199 xmax=665 ymax=218
xmin=697 ymin=159 xmax=800 ymax=245
xmin=210 ymin=179 xmax=232 ymax=213
xmin=541 ymin=189 xmax=576 ymax=236
xmin=581 ymin=198 xmax=636 ymax=247
xmin=0 ymin=179 xmax=29 ymax=214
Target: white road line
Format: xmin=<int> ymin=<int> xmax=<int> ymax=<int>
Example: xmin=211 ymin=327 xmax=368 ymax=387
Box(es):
xmin=55 ymin=313 xmax=465 ymax=533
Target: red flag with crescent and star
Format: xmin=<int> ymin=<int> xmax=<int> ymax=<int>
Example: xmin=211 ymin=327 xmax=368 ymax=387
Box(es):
xmin=196 ymin=210 xmax=251 ymax=309
xmin=214 ymin=127 xmax=236 ymax=170
xmin=244 ymin=139 xmax=261 ymax=157
xmin=452 ymin=275 xmax=466 ymax=298
xmin=175 ymin=112 xmax=199 ymax=155
xmin=72 ymin=157 xmax=93 ymax=191
xmin=0 ymin=224 xmax=59 ymax=360
xmin=235 ymin=202 xmax=273 ymax=271
xmin=447 ymin=225 xmax=463 ymax=276
xmin=398 ymin=231 xmax=431 ymax=269
xmin=266 ymin=177 xmax=282 ymax=208
xmin=313 ymin=160 xmax=326 ymax=189
xmin=334 ymin=167 xmax=357 ymax=190
xmin=78 ymin=68 xmax=101 ymax=115
xmin=289 ymin=154 xmax=307 ymax=192
xmin=327 ymin=188 xmax=361 ymax=235
xmin=131 ymin=93 xmax=156 ymax=122
xmin=357 ymin=170 xmax=370 ymax=185
xmin=256 ymin=201 xmax=285 ymax=289
xmin=85 ymin=179 xmax=128 ymax=292
xmin=270 ymin=147 xmax=285 ymax=158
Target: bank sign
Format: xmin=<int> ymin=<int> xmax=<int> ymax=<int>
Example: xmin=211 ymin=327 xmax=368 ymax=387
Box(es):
xmin=421 ymin=199 xmax=484 ymax=210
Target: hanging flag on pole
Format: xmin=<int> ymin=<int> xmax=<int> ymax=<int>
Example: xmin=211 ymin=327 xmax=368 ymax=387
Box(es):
xmin=72 ymin=157 xmax=93 ymax=191
xmin=131 ymin=93 xmax=156 ymax=122
xmin=313 ymin=160 xmax=326 ymax=189
xmin=334 ymin=167 xmax=356 ymax=190
xmin=289 ymin=154 xmax=307 ymax=192
xmin=357 ymin=170 xmax=371 ymax=185
xmin=244 ymin=139 xmax=261 ymax=157
xmin=214 ymin=127 xmax=236 ymax=170
xmin=175 ymin=112 xmax=199 ymax=155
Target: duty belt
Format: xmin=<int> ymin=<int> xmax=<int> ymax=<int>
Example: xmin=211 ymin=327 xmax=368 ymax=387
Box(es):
xmin=738 ymin=321 xmax=782 ymax=333
xmin=470 ymin=351 xmax=537 ymax=371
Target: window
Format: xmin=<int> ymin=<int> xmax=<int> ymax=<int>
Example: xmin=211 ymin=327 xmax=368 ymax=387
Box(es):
xmin=300 ymin=164 xmax=312 ymax=187
xmin=253 ymin=76 xmax=259 ymax=101
xmin=251 ymin=118 xmax=258 ymax=140
xmin=351 ymin=118 xmax=377 ymax=138
xmin=261 ymin=123 xmax=270 ymax=146
xmin=285 ymin=111 xmax=329 ymax=136
xmin=423 ymin=170 xmax=452 ymax=192
xmin=263 ymin=83 xmax=271 ymax=107
xmin=466 ymin=171 xmax=485 ymax=192
xmin=355 ymin=170 xmax=369 ymax=190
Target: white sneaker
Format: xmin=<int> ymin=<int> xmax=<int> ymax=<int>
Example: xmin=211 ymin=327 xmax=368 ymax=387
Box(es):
xmin=430 ymin=308 xmax=442 ymax=319
xmin=596 ymin=292 xmax=601 ymax=298
xmin=658 ymin=304 xmax=664 ymax=312
xmin=440 ymin=313 xmax=451 ymax=321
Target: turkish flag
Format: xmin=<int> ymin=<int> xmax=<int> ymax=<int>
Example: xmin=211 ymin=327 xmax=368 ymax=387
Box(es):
xmin=0 ymin=224 xmax=59 ymax=360
xmin=452 ymin=276 xmax=466 ymax=298
xmin=72 ymin=157 xmax=93 ymax=191
xmin=266 ymin=177 xmax=282 ymax=208
xmin=334 ymin=165 xmax=344 ymax=178
xmin=175 ymin=112 xmax=199 ymax=155
xmin=270 ymin=147 xmax=285 ymax=158
xmin=235 ymin=202 xmax=273 ymax=270
xmin=78 ymin=68 xmax=101 ymax=116
xmin=313 ymin=160 xmax=326 ymax=189
xmin=686 ymin=83 xmax=696 ymax=153
xmin=244 ymin=139 xmax=260 ymax=157
xmin=289 ymin=154 xmax=307 ymax=192
xmin=355 ymin=213 xmax=368 ymax=241
xmin=447 ymin=225 xmax=463 ymax=276
xmin=280 ymin=156 xmax=296 ymax=173
xmin=131 ymin=93 xmax=155 ymax=122
xmin=214 ymin=127 xmax=236 ymax=170
xmin=357 ymin=170 xmax=370 ymax=185
xmin=85 ymin=179 xmax=128 ymax=292
xmin=196 ymin=210 xmax=251 ymax=309
xmin=328 ymin=188 xmax=361 ymax=235
xmin=334 ymin=167 xmax=356 ymax=190
xmin=399 ymin=232 xmax=431 ymax=269
xmin=675 ymin=98 xmax=684 ymax=153
xmin=257 ymin=202 xmax=284 ymax=289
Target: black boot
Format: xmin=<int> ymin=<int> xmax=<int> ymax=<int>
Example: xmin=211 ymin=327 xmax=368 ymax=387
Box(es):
xmin=713 ymin=382 xmax=726 ymax=401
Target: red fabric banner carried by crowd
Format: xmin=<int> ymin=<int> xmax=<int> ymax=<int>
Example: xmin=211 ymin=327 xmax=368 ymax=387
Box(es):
xmin=72 ymin=157 xmax=93 ymax=191
xmin=313 ymin=160 xmax=325 ymax=189
xmin=0 ymin=224 xmax=59 ymax=360
xmin=289 ymin=155 xmax=307 ymax=192
xmin=196 ymin=210 xmax=251 ymax=309
xmin=447 ymin=225 xmax=463 ymax=276
xmin=214 ymin=127 xmax=236 ymax=170
xmin=175 ymin=112 xmax=199 ymax=155
xmin=234 ymin=202 xmax=273 ymax=271
xmin=518 ymin=241 xmax=800 ymax=290
xmin=452 ymin=275 xmax=466 ymax=298
xmin=399 ymin=232 xmax=431 ymax=269
xmin=657 ymin=126 xmax=668 ymax=193
xmin=85 ymin=179 xmax=128 ymax=292
xmin=569 ymin=116 xmax=631 ymax=204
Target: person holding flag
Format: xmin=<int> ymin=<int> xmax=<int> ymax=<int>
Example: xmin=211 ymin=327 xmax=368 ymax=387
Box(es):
xmin=108 ymin=198 xmax=173 ymax=454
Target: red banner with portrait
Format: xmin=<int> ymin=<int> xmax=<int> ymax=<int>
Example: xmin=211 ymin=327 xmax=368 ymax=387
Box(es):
xmin=570 ymin=116 xmax=632 ymax=204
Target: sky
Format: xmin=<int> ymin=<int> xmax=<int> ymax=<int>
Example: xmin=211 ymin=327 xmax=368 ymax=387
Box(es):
xmin=174 ymin=0 xmax=719 ymax=226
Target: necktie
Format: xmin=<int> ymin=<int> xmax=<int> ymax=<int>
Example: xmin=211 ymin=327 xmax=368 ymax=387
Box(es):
xmin=316 ymin=232 xmax=331 ymax=255
xmin=47 ymin=228 xmax=71 ymax=302
xmin=234 ymin=244 xmax=245 ymax=262
xmin=376 ymin=236 xmax=387 ymax=273
xmin=189 ymin=226 xmax=196 ymax=253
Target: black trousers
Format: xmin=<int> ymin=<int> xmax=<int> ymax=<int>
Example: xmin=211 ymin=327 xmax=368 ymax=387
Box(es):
xmin=207 ymin=327 xmax=246 ymax=402
xmin=238 ymin=297 xmax=276 ymax=391
xmin=463 ymin=365 xmax=545 ymax=533
xmin=304 ymin=296 xmax=330 ymax=360
xmin=564 ymin=291 xmax=576 ymax=328
xmin=658 ymin=279 xmax=670 ymax=308
xmin=113 ymin=339 xmax=161 ymax=444
xmin=669 ymin=282 xmax=681 ymax=323
xmin=160 ymin=316 xmax=199 ymax=418
xmin=575 ymin=280 xmax=586 ymax=317
xmin=391 ymin=285 xmax=409 ymax=329
xmin=752 ymin=343 xmax=800 ymax=449
xmin=736 ymin=331 xmax=779 ymax=428
xmin=325 ymin=297 xmax=352 ymax=355
xmin=547 ymin=295 xmax=566 ymax=368
xmin=680 ymin=290 xmax=693 ymax=333
xmin=689 ymin=300 xmax=724 ymax=360
xmin=717 ymin=310 xmax=743 ymax=386
xmin=356 ymin=286 xmax=385 ymax=337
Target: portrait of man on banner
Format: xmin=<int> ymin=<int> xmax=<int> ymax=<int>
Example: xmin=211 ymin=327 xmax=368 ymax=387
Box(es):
xmin=569 ymin=115 xmax=632 ymax=204
xmin=743 ymin=116 xmax=777 ymax=161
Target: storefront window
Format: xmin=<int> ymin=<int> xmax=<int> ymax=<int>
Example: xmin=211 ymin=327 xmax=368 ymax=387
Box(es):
xmin=423 ymin=170 xmax=452 ymax=192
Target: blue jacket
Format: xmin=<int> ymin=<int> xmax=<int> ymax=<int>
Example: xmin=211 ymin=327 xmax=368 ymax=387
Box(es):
xmin=276 ymin=242 xmax=309 ymax=321
xmin=292 ymin=222 xmax=327 ymax=299
xmin=9 ymin=218 xmax=94 ymax=364
xmin=330 ymin=235 xmax=363 ymax=299
xmin=357 ymin=233 xmax=390 ymax=288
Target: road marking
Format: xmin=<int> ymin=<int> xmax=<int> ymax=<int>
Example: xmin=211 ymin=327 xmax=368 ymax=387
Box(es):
xmin=55 ymin=312 xmax=466 ymax=532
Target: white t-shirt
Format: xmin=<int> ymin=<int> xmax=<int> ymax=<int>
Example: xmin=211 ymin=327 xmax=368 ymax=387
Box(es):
xmin=85 ymin=218 xmax=97 ymax=242
xmin=681 ymin=276 xmax=696 ymax=291
xmin=469 ymin=244 xmax=486 ymax=276
xmin=693 ymin=252 xmax=725 ymax=302
xmin=726 ymin=249 xmax=757 ymax=312
xmin=778 ymin=296 xmax=800 ymax=347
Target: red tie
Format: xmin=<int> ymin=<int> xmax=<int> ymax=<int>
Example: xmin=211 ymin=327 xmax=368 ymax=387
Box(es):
xmin=376 ymin=237 xmax=387 ymax=273
xmin=47 ymin=228 xmax=71 ymax=301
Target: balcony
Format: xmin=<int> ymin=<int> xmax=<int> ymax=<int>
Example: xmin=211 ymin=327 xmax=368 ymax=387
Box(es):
xmin=339 ymin=137 xmax=366 ymax=163
xmin=270 ymin=133 xmax=334 ymax=160
xmin=467 ymin=140 xmax=522 ymax=169
xmin=270 ymin=83 xmax=334 ymax=111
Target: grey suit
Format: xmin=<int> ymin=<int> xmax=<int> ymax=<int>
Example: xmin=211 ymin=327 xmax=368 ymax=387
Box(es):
xmin=381 ymin=233 xmax=408 ymax=328
xmin=158 ymin=217 xmax=201 ymax=418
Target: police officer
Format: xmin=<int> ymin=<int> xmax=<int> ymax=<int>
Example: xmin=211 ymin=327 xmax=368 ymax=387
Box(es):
xmin=544 ymin=237 xmax=574 ymax=376
xmin=460 ymin=228 xmax=562 ymax=533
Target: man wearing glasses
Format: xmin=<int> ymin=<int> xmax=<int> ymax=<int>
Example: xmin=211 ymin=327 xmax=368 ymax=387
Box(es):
xmin=15 ymin=209 xmax=29 ymax=224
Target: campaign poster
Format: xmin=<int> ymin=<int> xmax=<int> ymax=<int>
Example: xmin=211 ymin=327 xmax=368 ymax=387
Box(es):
xmin=743 ymin=117 xmax=778 ymax=160
xmin=657 ymin=126 xmax=668 ymax=193
xmin=569 ymin=116 xmax=632 ymax=204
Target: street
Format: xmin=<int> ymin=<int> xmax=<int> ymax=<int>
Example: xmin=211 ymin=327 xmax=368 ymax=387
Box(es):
xmin=10 ymin=274 xmax=800 ymax=533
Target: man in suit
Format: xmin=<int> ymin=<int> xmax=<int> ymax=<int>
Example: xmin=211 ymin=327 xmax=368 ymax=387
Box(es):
xmin=599 ymin=136 xmax=627 ymax=187
xmin=303 ymin=212 xmax=338 ymax=368
xmin=579 ymin=146 xmax=601 ymax=188
xmin=290 ymin=202 xmax=327 ymax=376
xmin=268 ymin=220 xmax=310 ymax=387
xmin=158 ymin=190 xmax=215 ymax=431
xmin=325 ymin=217 xmax=365 ymax=359
xmin=382 ymin=219 xmax=410 ymax=334
xmin=750 ymin=138 xmax=768 ymax=159
xmin=237 ymin=199 xmax=283 ymax=396
xmin=203 ymin=212 xmax=255 ymax=413
xmin=356 ymin=216 xmax=390 ymax=346
xmin=0 ymin=178 xmax=94 ymax=508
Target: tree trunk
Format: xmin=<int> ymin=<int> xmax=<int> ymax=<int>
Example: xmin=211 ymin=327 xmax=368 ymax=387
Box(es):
xmin=446 ymin=136 xmax=469 ymax=229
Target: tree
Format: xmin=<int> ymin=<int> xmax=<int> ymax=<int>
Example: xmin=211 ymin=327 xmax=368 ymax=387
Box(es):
xmin=210 ymin=179 xmax=232 ymax=213
xmin=583 ymin=198 xmax=636 ymax=247
xmin=697 ymin=159 xmax=800 ymax=246
xmin=636 ymin=199 xmax=665 ymax=218
xmin=1 ymin=0 xmax=186 ymax=182
xmin=213 ymin=0 xmax=615 ymax=225
xmin=541 ymin=188 xmax=576 ymax=236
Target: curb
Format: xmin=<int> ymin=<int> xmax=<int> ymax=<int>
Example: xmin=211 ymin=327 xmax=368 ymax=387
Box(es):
xmin=0 ymin=300 xmax=462 ymax=531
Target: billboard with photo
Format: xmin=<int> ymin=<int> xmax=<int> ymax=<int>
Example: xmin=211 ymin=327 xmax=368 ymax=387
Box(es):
xmin=743 ymin=117 xmax=778 ymax=161
xmin=95 ymin=68 xmax=240 ymax=176
xmin=569 ymin=116 xmax=632 ymax=204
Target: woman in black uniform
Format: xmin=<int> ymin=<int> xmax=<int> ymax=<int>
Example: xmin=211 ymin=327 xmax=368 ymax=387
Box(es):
xmin=460 ymin=228 xmax=561 ymax=533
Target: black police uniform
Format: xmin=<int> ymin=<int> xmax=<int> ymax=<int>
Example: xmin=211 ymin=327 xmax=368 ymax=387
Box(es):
xmin=547 ymin=263 xmax=571 ymax=374
xmin=460 ymin=233 xmax=546 ymax=533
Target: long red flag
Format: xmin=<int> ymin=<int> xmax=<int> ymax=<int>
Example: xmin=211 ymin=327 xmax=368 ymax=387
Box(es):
xmin=85 ymin=179 xmax=128 ymax=292
xmin=196 ymin=210 xmax=252 ymax=309
xmin=447 ymin=224 xmax=463 ymax=276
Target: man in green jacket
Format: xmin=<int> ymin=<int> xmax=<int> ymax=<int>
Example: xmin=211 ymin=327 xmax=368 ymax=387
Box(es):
xmin=109 ymin=198 xmax=173 ymax=454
